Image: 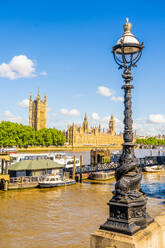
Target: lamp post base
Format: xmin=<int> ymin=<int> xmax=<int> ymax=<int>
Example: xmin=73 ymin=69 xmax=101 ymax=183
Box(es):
xmin=100 ymin=197 xmax=154 ymax=235
xmin=91 ymin=212 xmax=165 ymax=248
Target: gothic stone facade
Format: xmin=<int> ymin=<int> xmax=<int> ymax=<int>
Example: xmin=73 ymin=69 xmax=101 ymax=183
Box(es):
xmin=29 ymin=92 xmax=47 ymax=131
xmin=66 ymin=113 xmax=123 ymax=147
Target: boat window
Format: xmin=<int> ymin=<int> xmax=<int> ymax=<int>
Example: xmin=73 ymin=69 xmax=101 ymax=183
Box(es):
xmin=46 ymin=179 xmax=50 ymax=181
xmin=47 ymin=169 xmax=52 ymax=175
xmin=10 ymin=156 xmax=17 ymax=162
xmin=67 ymin=160 xmax=74 ymax=165
xmin=50 ymin=178 xmax=55 ymax=181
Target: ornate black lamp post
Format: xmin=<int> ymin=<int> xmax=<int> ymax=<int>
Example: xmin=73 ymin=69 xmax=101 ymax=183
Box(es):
xmin=100 ymin=18 xmax=153 ymax=235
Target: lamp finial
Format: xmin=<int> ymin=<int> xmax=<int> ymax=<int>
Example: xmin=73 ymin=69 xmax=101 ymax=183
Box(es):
xmin=123 ymin=17 xmax=132 ymax=33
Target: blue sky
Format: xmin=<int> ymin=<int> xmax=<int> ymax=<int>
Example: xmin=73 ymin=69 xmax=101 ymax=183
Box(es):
xmin=0 ymin=0 xmax=165 ymax=135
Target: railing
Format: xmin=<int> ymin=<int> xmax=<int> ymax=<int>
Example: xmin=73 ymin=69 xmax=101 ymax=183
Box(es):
xmin=66 ymin=162 xmax=119 ymax=174
xmin=9 ymin=176 xmax=39 ymax=184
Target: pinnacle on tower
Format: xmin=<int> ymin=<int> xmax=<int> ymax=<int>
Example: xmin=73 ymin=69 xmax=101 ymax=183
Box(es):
xmin=37 ymin=88 xmax=40 ymax=98
xmin=44 ymin=94 xmax=47 ymax=103
xmin=84 ymin=112 xmax=87 ymax=120
xmin=30 ymin=93 xmax=32 ymax=101
xmin=110 ymin=114 xmax=114 ymax=120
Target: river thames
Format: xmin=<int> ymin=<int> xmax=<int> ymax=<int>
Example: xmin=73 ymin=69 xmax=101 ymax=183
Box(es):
xmin=0 ymin=150 xmax=165 ymax=248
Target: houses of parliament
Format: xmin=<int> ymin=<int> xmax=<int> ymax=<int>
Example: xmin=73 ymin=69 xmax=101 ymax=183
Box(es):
xmin=66 ymin=113 xmax=123 ymax=147
xmin=29 ymin=93 xmax=123 ymax=146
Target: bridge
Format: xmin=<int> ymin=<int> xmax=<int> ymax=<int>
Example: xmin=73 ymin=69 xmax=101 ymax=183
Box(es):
xmin=64 ymin=162 xmax=118 ymax=181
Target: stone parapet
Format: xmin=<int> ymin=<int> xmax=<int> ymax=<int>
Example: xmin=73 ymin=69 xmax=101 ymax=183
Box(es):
xmin=90 ymin=212 xmax=165 ymax=248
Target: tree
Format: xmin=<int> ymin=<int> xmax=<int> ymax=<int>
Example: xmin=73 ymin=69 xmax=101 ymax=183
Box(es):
xmin=0 ymin=121 xmax=66 ymax=147
xmin=136 ymin=137 xmax=165 ymax=146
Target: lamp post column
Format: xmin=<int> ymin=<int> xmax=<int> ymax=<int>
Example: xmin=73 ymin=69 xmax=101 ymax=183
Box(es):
xmin=122 ymin=67 xmax=134 ymax=144
xmin=100 ymin=18 xmax=154 ymax=234
xmin=100 ymin=66 xmax=153 ymax=235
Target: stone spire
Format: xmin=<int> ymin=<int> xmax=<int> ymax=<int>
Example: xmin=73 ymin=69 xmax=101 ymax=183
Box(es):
xmin=109 ymin=114 xmax=115 ymax=135
xmin=44 ymin=94 xmax=47 ymax=103
xmin=83 ymin=112 xmax=89 ymax=133
xmin=84 ymin=112 xmax=87 ymax=121
xmin=37 ymin=88 xmax=40 ymax=100
xmin=30 ymin=93 xmax=32 ymax=102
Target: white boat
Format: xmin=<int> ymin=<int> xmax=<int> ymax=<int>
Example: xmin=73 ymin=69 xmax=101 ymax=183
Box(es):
xmin=143 ymin=165 xmax=165 ymax=172
xmin=10 ymin=153 xmax=80 ymax=169
xmin=0 ymin=147 xmax=17 ymax=154
xmin=38 ymin=175 xmax=76 ymax=188
xmin=140 ymin=156 xmax=165 ymax=172
xmin=89 ymin=170 xmax=115 ymax=180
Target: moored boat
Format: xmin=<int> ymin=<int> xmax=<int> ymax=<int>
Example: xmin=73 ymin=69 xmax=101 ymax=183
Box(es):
xmin=7 ymin=159 xmax=65 ymax=190
xmin=88 ymin=170 xmax=115 ymax=181
xmin=143 ymin=165 xmax=165 ymax=172
xmin=38 ymin=175 xmax=76 ymax=188
xmin=140 ymin=156 xmax=165 ymax=172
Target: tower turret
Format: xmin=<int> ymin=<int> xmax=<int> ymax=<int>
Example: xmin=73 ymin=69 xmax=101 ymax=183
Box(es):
xmin=83 ymin=112 xmax=89 ymax=133
xmin=44 ymin=94 xmax=47 ymax=103
xmin=109 ymin=114 xmax=115 ymax=135
xmin=37 ymin=89 xmax=40 ymax=100
xmin=29 ymin=92 xmax=47 ymax=131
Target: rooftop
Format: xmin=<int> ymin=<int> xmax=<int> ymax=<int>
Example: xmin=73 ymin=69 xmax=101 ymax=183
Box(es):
xmin=8 ymin=159 xmax=64 ymax=171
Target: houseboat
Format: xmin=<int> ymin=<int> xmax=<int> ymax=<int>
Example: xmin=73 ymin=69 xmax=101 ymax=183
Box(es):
xmin=8 ymin=159 xmax=64 ymax=190
xmin=10 ymin=153 xmax=80 ymax=169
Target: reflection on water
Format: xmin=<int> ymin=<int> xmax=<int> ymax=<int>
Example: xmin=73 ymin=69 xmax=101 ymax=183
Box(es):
xmin=142 ymin=172 xmax=165 ymax=199
xmin=0 ymin=172 xmax=165 ymax=248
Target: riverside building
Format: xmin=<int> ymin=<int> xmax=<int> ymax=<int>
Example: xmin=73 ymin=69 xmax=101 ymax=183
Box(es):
xmin=66 ymin=113 xmax=123 ymax=147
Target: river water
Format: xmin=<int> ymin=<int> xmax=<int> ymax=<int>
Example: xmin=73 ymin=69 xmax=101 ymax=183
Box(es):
xmin=0 ymin=150 xmax=165 ymax=248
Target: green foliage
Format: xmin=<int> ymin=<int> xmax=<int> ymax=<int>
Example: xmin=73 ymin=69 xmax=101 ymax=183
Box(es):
xmin=0 ymin=121 xmax=66 ymax=147
xmin=136 ymin=137 xmax=165 ymax=146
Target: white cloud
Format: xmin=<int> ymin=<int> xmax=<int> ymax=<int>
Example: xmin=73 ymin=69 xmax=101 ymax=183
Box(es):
xmin=111 ymin=96 xmax=124 ymax=102
xmin=97 ymin=86 xmax=114 ymax=97
xmin=91 ymin=112 xmax=100 ymax=121
xmin=148 ymin=114 xmax=165 ymax=124
xmin=3 ymin=110 xmax=22 ymax=123
xmin=132 ymin=117 xmax=165 ymax=136
xmin=18 ymin=99 xmax=29 ymax=108
xmin=97 ymin=86 xmax=123 ymax=103
xmin=0 ymin=55 xmax=36 ymax=80
xmin=60 ymin=108 xmax=80 ymax=116
xmin=40 ymin=71 xmax=47 ymax=76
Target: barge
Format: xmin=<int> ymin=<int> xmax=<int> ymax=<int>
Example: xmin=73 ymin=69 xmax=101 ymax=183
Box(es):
xmin=88 ymin=170 xmax=115 ymax=181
